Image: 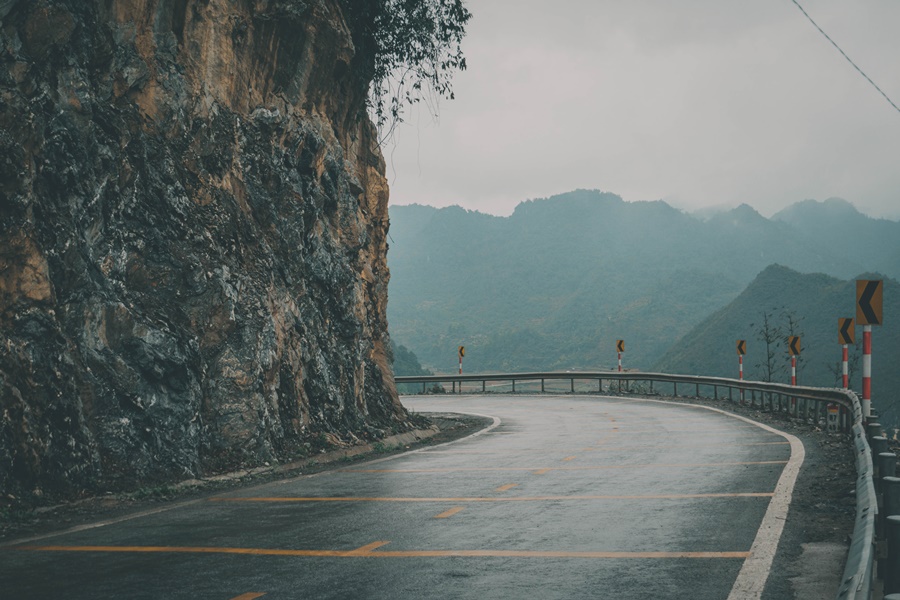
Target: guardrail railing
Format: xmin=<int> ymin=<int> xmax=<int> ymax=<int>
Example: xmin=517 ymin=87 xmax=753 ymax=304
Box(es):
xmin=396 ymin=370 xmax=877 ymax=600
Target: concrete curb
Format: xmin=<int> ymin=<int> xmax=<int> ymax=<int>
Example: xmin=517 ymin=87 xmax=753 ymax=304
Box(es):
xmin=173 ymin=426 xmax=441 ymax=489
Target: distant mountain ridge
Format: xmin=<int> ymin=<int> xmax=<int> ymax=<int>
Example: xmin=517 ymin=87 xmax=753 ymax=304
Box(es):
xmin=387 ymin=190 xmax=899 ymax=377
xmin=654 ymin=265 xmax=900 ymax=427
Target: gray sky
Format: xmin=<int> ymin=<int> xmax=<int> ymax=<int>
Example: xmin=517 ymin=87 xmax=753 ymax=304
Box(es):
xmin=383 ymin=0 xmax=900 ymax=219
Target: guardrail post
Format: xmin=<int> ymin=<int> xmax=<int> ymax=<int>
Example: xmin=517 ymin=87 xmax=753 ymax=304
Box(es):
xmin=869 ymin=422 xmax=884 ymax=441
xmin=482 ymin=380 xmax=486 ymax=393
xmin=673 ymin=382 xmax=677 ymax=396
xmin=873 ymin=436 xmax=890 ymax=457
xmin=878 ymin=453 xmax=898 ymax=493
xmin=599 ymin=378 xmax=603 ymax=393
xmin=571 ymin=378 xmax=574 ymax=393
xmin=541 ymin=378 xmax=545 ymax=393
xmin=887 ymin=516 xmax=900 ymax=594
xmin=728 ymin=386 xmax=733 ymax=402
xmin=511 ymin=379 xmax=516 ymax=393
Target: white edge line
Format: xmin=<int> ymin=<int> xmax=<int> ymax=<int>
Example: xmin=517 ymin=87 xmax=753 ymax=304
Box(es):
xmin=613 ymin=396 xmax=804 ymax=600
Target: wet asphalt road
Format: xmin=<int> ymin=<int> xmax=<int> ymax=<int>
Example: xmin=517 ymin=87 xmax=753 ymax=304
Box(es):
xmin=0 ymin=395 xmax=795 ymax=599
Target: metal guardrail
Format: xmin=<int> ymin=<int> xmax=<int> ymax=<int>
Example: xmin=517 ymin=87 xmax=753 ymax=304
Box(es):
xmin=396 ymin=370 xmax=876 ymax=600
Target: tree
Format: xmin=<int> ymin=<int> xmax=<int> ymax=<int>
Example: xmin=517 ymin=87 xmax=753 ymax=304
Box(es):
xmin=342 ymin=0 xmax=472 ymax=130
xmin=751 ymin=309 xmax=784 ymax=382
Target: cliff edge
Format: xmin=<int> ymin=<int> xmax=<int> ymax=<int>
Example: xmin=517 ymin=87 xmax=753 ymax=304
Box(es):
xmin=0 ymin=0 xmax=408 ymax=499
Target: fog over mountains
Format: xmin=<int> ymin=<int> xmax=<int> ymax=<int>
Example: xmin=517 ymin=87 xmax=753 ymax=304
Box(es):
xmin=387 ymin=190 xmax=899 ymax=419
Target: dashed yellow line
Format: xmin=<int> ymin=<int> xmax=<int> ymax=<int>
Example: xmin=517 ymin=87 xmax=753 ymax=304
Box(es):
xmin=495 ymin=483 xmax=519 ymax=492
xmin=340 ymin=460 xmax=787 ymax=474
xmin=212 ymin=493 xmax=773 ymax=503
xmin=533 ymin=468 xmax=552 ymax=475
xmin=19 ymin=544 xmax=750 ymax=560
xmin=434 ymin=506 xmax=466 ymax=519
xmin=562 ymin=456 xmax=578 ymax=462
xmin=345 ymin=541 xmax=391 ymax=555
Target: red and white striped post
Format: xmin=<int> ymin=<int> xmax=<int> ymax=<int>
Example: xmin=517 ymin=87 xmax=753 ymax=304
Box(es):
xmin=457 ymin=346 xmax=465 ymax=377
xmin=616 ymin=340 xmax=624 ymax=372
xmin=856 ymin=280 xmax=882 ymax=419
xmin=842 ymin=344 xmax=849 ymax=389
xmin=787 ymin=336 xmax=801 ymax=415
xmin=617 ymin=352 xmax=622 ymax=372
xmin=862 ymin=325 xmax=872 ymax=417
xmin=736 ymin=340 xmax=746 ymax=404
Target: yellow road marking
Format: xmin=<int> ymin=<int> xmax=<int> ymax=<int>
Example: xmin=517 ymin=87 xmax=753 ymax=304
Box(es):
xmin=495 ymin=484 xmax=518 ymax=492
xmin=346 ymin=541 xmax=391 ymax=555
xmin=562 ymin=456 xmax=577 ymax=462
xmin=592 ymin=442 xmax=790 ymax=451
xmin=434 ymin=506 xmax=466 ymax=519
xmin=212 ymin=493 xmax=773 ymax=503
xmin=533 ymin=468 xmax=551 ymax=475
xmin=371 ymin=550 xmax=750 ymax=559
xmin=230 ymin=594 xmax=266 ymax=600
xmin=341 ymin=460 xmax=787 ymax=474
xmin=19 ymin=544 xmax=749 ymax=560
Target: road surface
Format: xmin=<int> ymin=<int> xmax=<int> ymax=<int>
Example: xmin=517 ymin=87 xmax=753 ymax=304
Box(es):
xmin=0 ymin=394 xmax=800 ymax=599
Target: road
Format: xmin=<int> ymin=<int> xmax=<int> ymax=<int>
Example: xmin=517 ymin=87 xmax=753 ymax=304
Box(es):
xmin=0 ymin=394 xmax=800 ymax=599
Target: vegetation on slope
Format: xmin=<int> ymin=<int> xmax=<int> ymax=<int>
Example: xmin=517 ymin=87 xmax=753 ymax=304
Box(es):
xmin=654 ymin=265 xmax=900 ymax=428
xmin=388 ymin=190 xmax=898 ymax=376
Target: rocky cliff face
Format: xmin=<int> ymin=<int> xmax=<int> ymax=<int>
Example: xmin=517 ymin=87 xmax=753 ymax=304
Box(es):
xmin=0 ymin=0 xmax=408 ymax=500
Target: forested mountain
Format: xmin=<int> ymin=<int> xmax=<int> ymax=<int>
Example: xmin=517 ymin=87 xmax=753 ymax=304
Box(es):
xmin=387 ymin=190 xmax=897 ymax=378
xmin=772 ymin=198 xmax=900 ymax=278
xmin=655 ymin=265 xmax=900 ymax=427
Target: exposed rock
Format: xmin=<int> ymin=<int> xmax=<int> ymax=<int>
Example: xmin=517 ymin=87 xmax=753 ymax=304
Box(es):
xmin=0 ymin=0 xmax=406 ymax=500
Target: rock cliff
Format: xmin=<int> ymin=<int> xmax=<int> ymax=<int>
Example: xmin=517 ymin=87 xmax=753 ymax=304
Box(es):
xmin=0 ymin=0 xmax=408 ymax=500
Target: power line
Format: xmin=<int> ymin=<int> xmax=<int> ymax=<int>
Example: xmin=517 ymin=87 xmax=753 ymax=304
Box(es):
xmin=789 ymin=0 xmax=900 ymax=116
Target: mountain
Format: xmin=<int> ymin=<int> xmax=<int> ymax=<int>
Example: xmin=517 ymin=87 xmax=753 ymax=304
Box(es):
xmin=654 ymin=266 xmax=900 ymax=427
xmin=387 ymin=190 xmax=894 ymax=376
xmin=772 ymin=198 xmax=900 ymax=278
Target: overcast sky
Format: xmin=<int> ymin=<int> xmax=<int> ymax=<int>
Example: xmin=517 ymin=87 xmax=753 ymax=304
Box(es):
xmin=382 ymin=0 xmax=900 ymax=220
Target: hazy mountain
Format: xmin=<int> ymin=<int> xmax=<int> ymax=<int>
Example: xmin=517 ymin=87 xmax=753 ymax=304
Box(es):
xmin=654 ymin=265 xmax=900 ymax=427
xmin=387 ymin=190 xmax=895 ymax=377
xmin=772 ymin=198 xmax=900 ymax=277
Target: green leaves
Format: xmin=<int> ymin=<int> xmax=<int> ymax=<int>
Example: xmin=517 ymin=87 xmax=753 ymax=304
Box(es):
xmin=344 ymin=0 xmax=471 ymax=130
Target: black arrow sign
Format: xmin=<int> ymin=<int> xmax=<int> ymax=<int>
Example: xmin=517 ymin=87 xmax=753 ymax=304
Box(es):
xmin=857 ymin=280 xmax=883 ymax=325
xmin=616 ymin=340 xmax=625 ymax=353
xmin=838 ymin=318 xmax=854 ymax=344
xmin=736 ymin=340 xmax=746 ymax=355
xmin=788 ymin=336 xmax=801 ymax=356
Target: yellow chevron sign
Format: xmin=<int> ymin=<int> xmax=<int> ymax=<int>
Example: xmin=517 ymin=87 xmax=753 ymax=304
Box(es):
xmin=458 ymin=346 xmax=465 ymax=358
xmin=616 ymin=340 xmax=625 ymax=353
xmin=838 ymin=318 xmax=854 ymax=345
xmin=788 ymin=336 xmax=801 ymax=356
xmin=736 ymin=340 xmax=746 ymax=355
xmin=856 ymin=280 xmax=883 ymax=326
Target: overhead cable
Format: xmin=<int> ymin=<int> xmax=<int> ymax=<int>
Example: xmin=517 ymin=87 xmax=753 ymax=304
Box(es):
xmin=789 ymin=0 xmax=900 ymax=115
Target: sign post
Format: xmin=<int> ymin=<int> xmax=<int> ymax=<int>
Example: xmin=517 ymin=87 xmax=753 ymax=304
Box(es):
xmin=736 ymin=340 xmax=746 ymax=404
xmin=616 ymin=340 xmax=625 ymax=372
xmin=458 ymin=346 xmax=465 ymax=376
xmin=836 ymin=318 xmax=855 ymax=430
xmin=788 ymin=336 xmax=801 ymax=416
xmin=856 ymin=280 xmax=883 ymax=419
xmin=838 ymin=318 xmax=855 ymax=389
xmin=788 ymin=336 xmax=801 ymax=386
